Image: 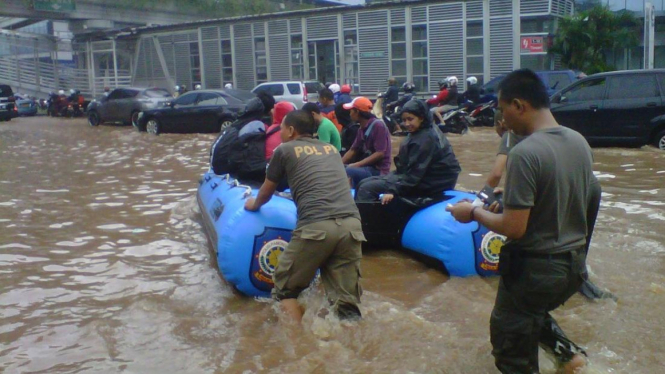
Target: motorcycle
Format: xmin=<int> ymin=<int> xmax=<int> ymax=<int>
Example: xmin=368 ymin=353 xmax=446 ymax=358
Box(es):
xmin=438 ymin=107 xmax=470 ymax=135
xmin=66 ymin=91 xmax=85 ymax=117
xmin=467 ymin=100 xmax=496 ymax=127
xmin=47 ymin=92 xmax=68 ymax=117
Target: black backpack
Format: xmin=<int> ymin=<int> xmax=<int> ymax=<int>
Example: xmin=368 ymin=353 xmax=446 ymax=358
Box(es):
xmin=210 ymin=123 xmax=281 ymax=181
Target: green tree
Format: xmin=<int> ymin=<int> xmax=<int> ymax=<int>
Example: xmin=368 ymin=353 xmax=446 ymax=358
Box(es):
xmin=549 ymin=5 xmax=641 ymax=74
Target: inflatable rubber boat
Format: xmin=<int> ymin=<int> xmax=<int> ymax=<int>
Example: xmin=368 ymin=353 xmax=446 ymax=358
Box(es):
xmin=198 ymin=172 xmax=505 ymax=297
xmin=198 ymin=172 xmax=297 ymax=297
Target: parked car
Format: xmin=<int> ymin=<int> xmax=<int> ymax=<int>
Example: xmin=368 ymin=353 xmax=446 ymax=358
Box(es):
xmin=550 ymin=69 xmax=665 ymax=150
xmin=0 ymin=84 xmax=16 ymax=122
xmin=135 ymin=89 xmax=249 ymax=135
xmin=14 ymin=95 xmax=38 ymax=116
xmin=87 ymin=87 xmax=172 ymax=127
xmin=304 ymin=80 xmax=326 ymax=102
xmin=252 ymin=81 xmax=309 ymax=109
xmin=481 ymin=70 xmax=577 ymax=99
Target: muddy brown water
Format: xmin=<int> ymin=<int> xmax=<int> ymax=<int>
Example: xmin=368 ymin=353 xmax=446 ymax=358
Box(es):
xmin=1 ymin=116 xmax=664 ymax=373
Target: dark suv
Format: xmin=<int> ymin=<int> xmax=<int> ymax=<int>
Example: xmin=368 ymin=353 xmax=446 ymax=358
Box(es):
xmin=550 ymin=70 xmax=665 ymax=150
xmin=0 ymin=84 xmax=16 ymax=122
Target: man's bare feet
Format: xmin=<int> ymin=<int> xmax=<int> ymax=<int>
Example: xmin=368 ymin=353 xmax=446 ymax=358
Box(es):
xmin=562 ymin=354 xmax=586 ymax=374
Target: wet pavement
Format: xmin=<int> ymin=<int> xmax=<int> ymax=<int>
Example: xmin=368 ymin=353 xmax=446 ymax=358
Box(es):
xmin=1 ymin=116 xmax=664 ymax=373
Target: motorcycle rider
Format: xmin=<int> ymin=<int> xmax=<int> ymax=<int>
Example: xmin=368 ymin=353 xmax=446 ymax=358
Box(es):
xmin=385 ymin=82 xmax=416 ymax=133
xmin=387 ymin=82 xmax=416 ymax=111
xmin=337 ymin=84 xmax=353 ymax=105
xmin=329 ymin=83 xmax=341 ymax=104
xmin=380 ymin=77 xmax=400 ymax=115
xmin=462 ymin=76 xmax=481 ymax=104
xmin=428 ymin=77 xmax=460 ymax=124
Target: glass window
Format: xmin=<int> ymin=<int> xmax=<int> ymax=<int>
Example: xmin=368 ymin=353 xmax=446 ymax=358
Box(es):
xmin=467 ymin=56 xmax=484 ymax=74
xmin=562 ymin=78 xmax=606 ymax=102
xmin=659 ymin=74 xmax=665 ymax=94
xmin=466 ymin=39 xmax=483 ymax=56
xmin=291 ymin=35 xmax=302 ymax=49
xmin=198 ymin=93 xmax=220 ymax=106
xmin=392 ymin=60 xmax=406 ymax=76
xmin=144 ymin=89 xmax=171 ymax=98
xmin=608 ymin=75 xmax=659 ymax=99
xmin=547 ymin=73 xmax=573 ymax=92
xmin=255 ymin=84 xmax=284 ymax=96
xmin=413 ymin=59 xmax=428 ymax=75
xmin=391 ymin=27 xmax=406 ymax=42
xmin=107 ymin=89 xmax=123 ymax=100
xmin=392 ymin=43 xmax=406 ymax=59
xmin=412 ymin=25 xmax=427 ymax=40
xmin=344 ymin=30 xmax=357 ymax=46
xmin=467 ymin=21 xmax=483 ymax=38
xmin=221 ymin=40 xmax=231 ymax=54
xmin=413 ymin=42 xmax=428 ymax=58
xmin=413 ymin=76 xmax=428 ymax=93
xmin=287 ymin=83 xmax=301 ymax=95
xmin=305 ymin=82 xmax=323 ymax=95
xmin=174 ymin=92 xmax=198 ymax=106
xmin=122 ymin=89 xmax=140 ymax=98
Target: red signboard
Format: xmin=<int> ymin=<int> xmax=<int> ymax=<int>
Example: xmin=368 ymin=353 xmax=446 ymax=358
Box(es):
xmin=521 ymin=36 xmax=544 ymax=53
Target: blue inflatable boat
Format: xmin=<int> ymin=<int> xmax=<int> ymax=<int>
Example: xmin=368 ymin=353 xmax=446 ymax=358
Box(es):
xmin=198 ymin=172 xmax=505 ymax=297
xmin=198 ymin=172 xmax=297 ymax=297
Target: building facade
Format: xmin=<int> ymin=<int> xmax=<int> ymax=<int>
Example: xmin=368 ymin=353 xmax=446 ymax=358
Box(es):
xmin=93 ymin=0 xmax=575 ymax=95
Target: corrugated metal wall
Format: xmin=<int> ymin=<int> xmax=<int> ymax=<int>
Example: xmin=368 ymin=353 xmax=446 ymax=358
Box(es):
xmin=201 ymin=26 xmax=222 ymax=89
xmin=269 ymin=20 xmax=290 ymax=81
xmin=306 ymin=15 xmax=338 ymax=40
xmin=129 ymin=0 xmax=569 ymax=94
xmin=520 ymin=0 xmax=549 ymax=15
xmin=358 ymin=10 xmax=389 ymax=93
xmin=233 ymin=24 xmax=255 ymax=91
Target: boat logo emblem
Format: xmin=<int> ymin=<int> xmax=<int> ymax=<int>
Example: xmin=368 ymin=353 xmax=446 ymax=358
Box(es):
xmin=480 ymin=231 xmax=506 ymax=264
xmin=258 ymin=239 xmax=288 ymax=276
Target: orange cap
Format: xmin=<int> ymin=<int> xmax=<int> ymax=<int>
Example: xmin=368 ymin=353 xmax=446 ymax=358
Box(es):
xmin=343 ymin=97 xmax=373 ymax=112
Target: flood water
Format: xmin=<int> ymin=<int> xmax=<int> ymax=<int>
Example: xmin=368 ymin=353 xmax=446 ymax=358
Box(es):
xmin=1 ymin=116 xmax=664 ymax=373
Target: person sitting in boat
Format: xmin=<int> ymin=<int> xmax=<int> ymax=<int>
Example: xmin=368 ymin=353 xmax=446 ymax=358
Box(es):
xmin=341 ymin=97 xmax=392 ymax=188
xmin=265 ymin=101 xmax=296 ymax=160
xmin=210 ymin=92 xmax=275 ymax=181
xmin=355 ymin=99 xmax=461 ymax=203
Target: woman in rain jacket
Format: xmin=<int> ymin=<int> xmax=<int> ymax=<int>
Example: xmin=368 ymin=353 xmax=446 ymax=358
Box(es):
xmin=265 ymin=101 xmax=295 ymax=160
xmin=355 ymin=99 xmax=461 ymax=203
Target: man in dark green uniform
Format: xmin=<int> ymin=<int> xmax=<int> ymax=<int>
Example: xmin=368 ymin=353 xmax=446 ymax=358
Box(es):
xmin=447 ymin=69 xmax=590 ymax=374
xmin=245 ymin=110 xmax=365 ymax=323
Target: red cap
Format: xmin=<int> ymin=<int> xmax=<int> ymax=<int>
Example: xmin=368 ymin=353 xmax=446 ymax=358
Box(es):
xmin=341 ymin=84 xmax=352 ymax=94
xmin=343 ymin=97 xmax=373 ymax=112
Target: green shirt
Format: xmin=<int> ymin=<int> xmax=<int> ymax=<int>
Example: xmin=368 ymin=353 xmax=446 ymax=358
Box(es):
xmin=316 ymin=118 xmax=342 ymax=151
xmin=266 ymin=137 xmax=359 ymax=228
xmin=504 ymin=126 xmax=595 ymax=254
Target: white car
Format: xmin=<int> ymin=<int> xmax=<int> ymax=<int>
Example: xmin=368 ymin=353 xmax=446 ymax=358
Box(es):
xmin=252 ymin=81 xmax=324 ymax=109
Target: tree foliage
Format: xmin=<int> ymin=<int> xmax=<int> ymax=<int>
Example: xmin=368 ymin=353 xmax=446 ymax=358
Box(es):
xmin=549 ymin=5 xmax=642 ymax=74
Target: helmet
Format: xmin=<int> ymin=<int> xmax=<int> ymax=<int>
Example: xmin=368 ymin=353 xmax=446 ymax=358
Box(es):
xmin=224 ymin=83 xmax=233 ymax=89
xmin=466 ymin=76 xmax=478 ymax=85
xmin=447 ymin=76 xmax=458 ymax=86
xmin=402 ymin=82 xmax=416 ymax=93
xmin=341 ymin=84 xmax=352 ymax=94
xmin=70 ymin=89 xmax=76 ymax=94
xmin=329 ymin=84 xmax=341 ymax=94
xmin=438 ymin=79 xmax=449 ymax=89
xmin=175 ymin=85 xmax=181 ymax=91
xmin=58 ymin=90 xmax=65 ymax=95
xmin=195 ymin=84 xmax=202 ymax=90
